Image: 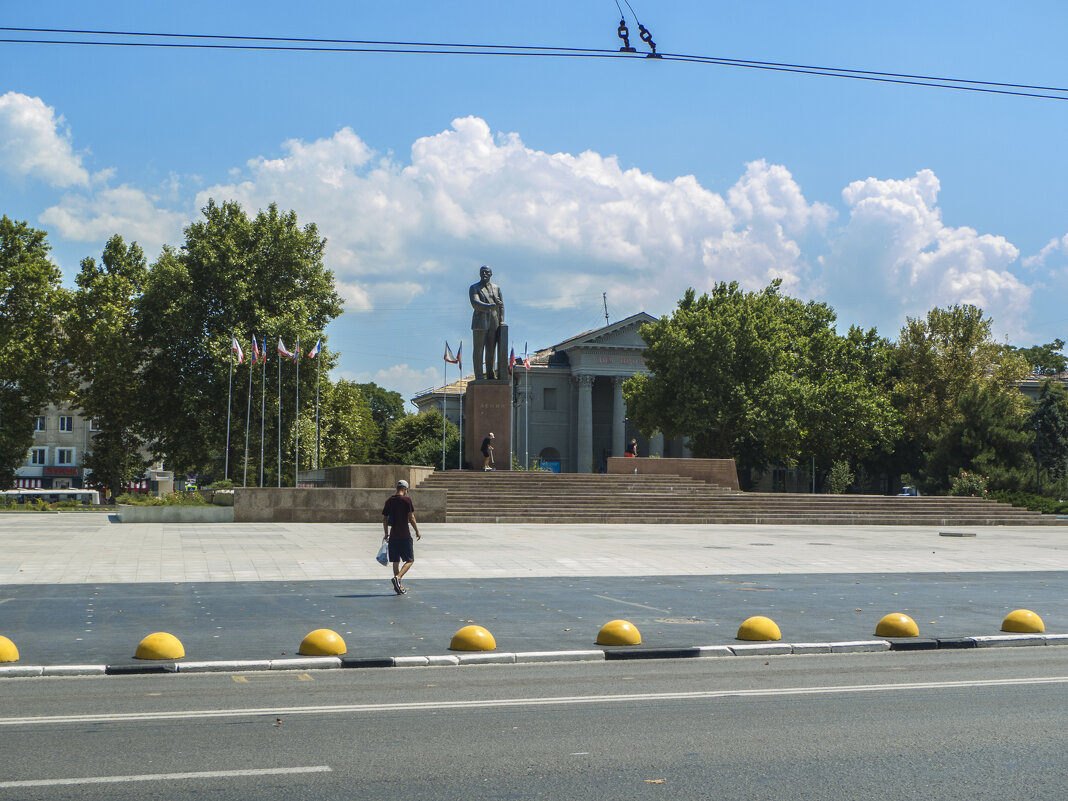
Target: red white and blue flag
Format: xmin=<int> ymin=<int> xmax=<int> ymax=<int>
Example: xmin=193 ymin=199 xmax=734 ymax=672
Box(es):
xmin=231 ymin=335 xmax=244 ymax=364
xmin=522 ymin=343 xmax=531 ymax=370
xmin=277 ymin=337 xmax=296 ymax=361
xmin=307 ymin=338 xmax=322 ymax=359
xmin=509 ymin=347 xmax=516 ymax=372
xmin=251 ymin=336 xmax=261 ymax=364
xmin=444 ymin=342 xmax=460 ymax=366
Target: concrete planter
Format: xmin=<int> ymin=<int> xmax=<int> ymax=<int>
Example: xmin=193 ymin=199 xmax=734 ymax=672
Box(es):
xmin=117 ymin=504 xmax=235 ymax=524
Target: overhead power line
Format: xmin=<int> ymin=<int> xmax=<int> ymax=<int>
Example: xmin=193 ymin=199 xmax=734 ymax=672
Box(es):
xmin=2 ymin=26 xmax=1067 ymax=101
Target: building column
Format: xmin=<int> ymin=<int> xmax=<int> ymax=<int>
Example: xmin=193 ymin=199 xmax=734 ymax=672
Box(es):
xmin=612 ymin=376 xmax=626 ymax=458
xmin=650 ymin=430 xmax=664 ymax=458
xmin=574 ymin=374 xmax=595 ymax=473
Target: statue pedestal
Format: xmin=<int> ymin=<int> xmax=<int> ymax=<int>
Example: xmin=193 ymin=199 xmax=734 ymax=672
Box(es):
xmin=464 ymin=381 xmax=511 ymax=471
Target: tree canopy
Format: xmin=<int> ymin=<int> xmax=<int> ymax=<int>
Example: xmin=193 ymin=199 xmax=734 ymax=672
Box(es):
xmin=136 ymin=200 xmax=343 ymax=482
xmin=623 ymin=280 xmax=900 ymax=482
xmin=0 ymin=217 xmax=69 ymax=487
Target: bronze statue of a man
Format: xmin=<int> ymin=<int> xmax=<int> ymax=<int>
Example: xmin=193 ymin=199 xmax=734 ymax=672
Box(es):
xmin=469 ymin=264 xmax=504 ymax=380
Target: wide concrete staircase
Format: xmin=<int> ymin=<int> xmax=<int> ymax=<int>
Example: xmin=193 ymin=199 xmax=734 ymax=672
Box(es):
xmin=418 ymin=471 xmax=1062 ymax=526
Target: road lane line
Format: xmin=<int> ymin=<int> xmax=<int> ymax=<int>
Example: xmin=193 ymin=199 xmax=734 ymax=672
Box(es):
xmin=594 ymin=594 xmax=672 ymax=613
xmin=2 ymin=675 xmax=1067 ymax=727
xmin=0 ymin=766 xmax=332 ymax=788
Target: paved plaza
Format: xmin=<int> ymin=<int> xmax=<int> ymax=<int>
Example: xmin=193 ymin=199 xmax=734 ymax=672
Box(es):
xmin=1 ymin=513 xmax=1066 ymax=666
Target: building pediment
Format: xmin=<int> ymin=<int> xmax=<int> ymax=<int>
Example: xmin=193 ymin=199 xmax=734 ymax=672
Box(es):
xmin=553 ymin=312 xmax=656 ymax=353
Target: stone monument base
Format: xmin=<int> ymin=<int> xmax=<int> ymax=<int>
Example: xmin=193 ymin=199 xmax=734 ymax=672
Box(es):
xmin=464 ymin=381 xmax=511 ymax=471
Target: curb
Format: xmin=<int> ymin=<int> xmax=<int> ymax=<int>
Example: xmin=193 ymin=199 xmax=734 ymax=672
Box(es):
xmin=1 ymin=634 xmax=1064 ymax=678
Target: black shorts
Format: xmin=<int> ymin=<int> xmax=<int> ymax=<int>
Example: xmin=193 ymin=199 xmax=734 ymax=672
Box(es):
xmin=388 ymin=538 xmax=414 ymax=563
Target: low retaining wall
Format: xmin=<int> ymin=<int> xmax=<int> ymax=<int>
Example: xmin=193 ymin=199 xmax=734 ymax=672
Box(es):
xmin=298 ymin=464 xmax=436 ymax=489
xmin=234 ymin=487 xmax=446 ymax=523
xmin=117 ymin=504 xmax=235 ymax=523
xmin=606 ymin=457 xmax=740 ymax=491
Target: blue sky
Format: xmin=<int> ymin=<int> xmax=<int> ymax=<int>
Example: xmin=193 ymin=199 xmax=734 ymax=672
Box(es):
xmin=3 ymin=1 xmax=1068 ymax=406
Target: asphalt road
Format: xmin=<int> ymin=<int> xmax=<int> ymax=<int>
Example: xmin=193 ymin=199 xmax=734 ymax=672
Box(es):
xmin=2 ymin=649 xmax=1066 ymax=800
xmin=3 ymin=571 xmax=1067 ymax=665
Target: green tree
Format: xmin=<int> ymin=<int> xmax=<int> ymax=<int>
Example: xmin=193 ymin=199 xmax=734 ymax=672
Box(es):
xmin=1012 ymin=339 xmax=1067 ymax=376
xmin=385 ymin=410 xmax=459 ymax=468
xmin=894 ymin=305 xmax=1029 ymax=451
xmin=316 ymin=379 xmax=376 ymax=467
xmin=137 ymin=201 xmax=343 ymax=484
xmin=357 ymin=382 xmax=406 ymax=462
xmin=1028 ymin=380 xmax=1068 ymax=491
xmin=0 ymin=217 xmax=69 ymax=487
xmin=623 ymin=281 xmax=900 ymax=483
xmin=65 ymin=236 xmax=150 ymax=497
xmin=924 ymin=381 xmax=1034 ymax=492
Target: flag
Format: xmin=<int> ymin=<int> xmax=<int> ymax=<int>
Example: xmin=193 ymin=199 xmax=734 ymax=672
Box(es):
xmin=509 ymin=347 xmax=516 ymax=372
xmin=444 ymin=342 xmax=459 ymax=365
xmin=456 ymin=342 xmax=462 ymax=372
xmin=307 ymin=338 xmax=322 ymax=359
xmin=261 ymin=336 xmax=268 ymax=363
xmin=231 ymin=335 xmax=244 ymax=364
xmin=277 ymin=337 xmax=295 ymax=360
xmin=251 ymin=336 xmax=261 ymax=364
xmin=523 ymin=342 xmax=531 ymax=370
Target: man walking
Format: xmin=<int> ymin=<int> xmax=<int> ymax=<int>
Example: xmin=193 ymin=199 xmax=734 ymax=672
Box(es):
xmin=382 ymin=479 xmax=421 ymax=595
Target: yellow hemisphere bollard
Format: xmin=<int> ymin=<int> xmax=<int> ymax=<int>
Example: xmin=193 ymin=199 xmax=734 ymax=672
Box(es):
xmin=736 ymin=616 xmax=781 ymax=641
xmin=875 ymin=613 xmax=919 ymax=638
xmin=449 ymin=625 xmax=496 ymax=651
xmin=0 ymin=635 xmax=18 ymax=663
xmin=596 ymin=619 xmax=641 ymax=646
xmin=135 ymin=632 xmax=185 ymax=660
xmin=299 ymin=628 xmax=347 ymax=656
xmin=1002 ymin=609 xmax=1045 ymax=633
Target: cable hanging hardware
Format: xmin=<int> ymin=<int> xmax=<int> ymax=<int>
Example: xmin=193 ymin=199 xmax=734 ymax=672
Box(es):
xmin=638 ymin=23 xmax=659 ymax=58
xmin=617 ymin=18 xmax=636 ymax=52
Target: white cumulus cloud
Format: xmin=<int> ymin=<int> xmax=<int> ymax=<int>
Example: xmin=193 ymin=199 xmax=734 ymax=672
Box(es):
xmin=0 ymin=92 xmax=89 ymax=187
xmin=822 ymin=169 xmax=1030 ymax=336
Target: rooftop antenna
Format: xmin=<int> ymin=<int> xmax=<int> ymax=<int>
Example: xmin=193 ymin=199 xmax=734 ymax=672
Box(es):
xmin=603 ymin=292 xmax=610 ymax=325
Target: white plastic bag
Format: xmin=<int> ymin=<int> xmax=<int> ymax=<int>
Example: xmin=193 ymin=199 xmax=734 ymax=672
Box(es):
xmin=376 ymin=539 xmax=390 ymax=566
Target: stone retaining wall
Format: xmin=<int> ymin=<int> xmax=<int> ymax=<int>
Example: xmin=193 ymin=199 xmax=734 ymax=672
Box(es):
xmin=233 ymin=487 xmax=446 ymax=523
xmin=298 ymin=464 xmax=436 ymax=489
xmin=606 ymin=457 xmax=740 ymax=491
xmin=117 ymin=504 xmax=235 ymax=523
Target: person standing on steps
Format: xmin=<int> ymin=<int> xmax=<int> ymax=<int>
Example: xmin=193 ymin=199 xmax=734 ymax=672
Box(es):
xmin=481 ymin=432 xmax=495 ymax=470
xmin=625 ymin=438 xmax=638 ymax=457
xmin=382 ymin=479 xmax=421 ymax=595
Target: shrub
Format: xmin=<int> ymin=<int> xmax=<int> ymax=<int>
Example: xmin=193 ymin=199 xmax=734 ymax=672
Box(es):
xmin=948 ymin=470 xmax=988 ymax=497
xmin=115 ymin=491 xmax=209 ymax=507
xmin=989 ymin=490 xmax=1068 ymax=515
xmin=827 ymin=460 xmax=854 ymax=494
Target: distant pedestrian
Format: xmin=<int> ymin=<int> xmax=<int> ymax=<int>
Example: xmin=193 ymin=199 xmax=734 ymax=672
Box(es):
xmin=481 ymin=432 xmax=495 ymax=470
xmin=382 ymin=479 xmax=421 ymax=595
xmin=625 ymin=438 xmax=638 ymax=457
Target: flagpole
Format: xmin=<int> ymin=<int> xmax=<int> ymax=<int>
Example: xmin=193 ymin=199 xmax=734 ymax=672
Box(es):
xmin=225 ymin=334 xmax=234 ymax=481
xmin=524 ymin=342 xmax=530 ymax=470
xmin=458 ymin=343 xmax=463 ymax=470
xmin=294 ymin=336 xmax=300 ymax=487
xmin=260 ymin=337 xmax=266 ymax=488
xmin=243 ymin=341 xmax=253 ymax=487
xmin=273 ymin=339 xmax=277 ymax=489
xmin=442 ymin=359 xmax=447 ymax=471
xmin=314 ymin=343 xmax=321 ymax=470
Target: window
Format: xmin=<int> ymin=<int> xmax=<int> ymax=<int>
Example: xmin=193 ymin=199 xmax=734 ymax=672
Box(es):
xmin=30 ymin=448 xmax=47 ymax=465
xmin=89 ymin=418 xmax=101 ymax=431
xmin=543 ymin=387 xmax=557 ymax=411
xmin=57 ymin=449 xmax=74 ymax=465
xmin=59 ymin=416 xmax=74 ymax=432
xmin=34 ymin=416 xmax=46 ymax=431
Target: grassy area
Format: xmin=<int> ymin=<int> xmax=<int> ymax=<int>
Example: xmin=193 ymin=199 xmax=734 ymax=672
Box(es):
xmin=989 ymin=490 xmax=1068 ymax=516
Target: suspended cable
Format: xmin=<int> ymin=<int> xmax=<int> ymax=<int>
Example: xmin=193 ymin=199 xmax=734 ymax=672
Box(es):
xmin=2 ymin=26 xmax=1067 ymax=100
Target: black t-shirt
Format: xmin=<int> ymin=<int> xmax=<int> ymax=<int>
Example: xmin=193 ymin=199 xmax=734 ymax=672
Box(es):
xmin=481 ymin=437 xmax=493 ymax=456
xmin=382 ymin=494 xmax=414 ymax=540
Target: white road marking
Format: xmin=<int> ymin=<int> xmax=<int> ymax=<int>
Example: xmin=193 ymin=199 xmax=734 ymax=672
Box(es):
xmin=0 ymin=599 xmax=13 ymax=605
xmin=0 ymin=766 xmax=332 ymax=788
xmin=594 ymin=594 xmax=671 ymax=613
xmin=2 ymin=676 xmax=1066 ymax=727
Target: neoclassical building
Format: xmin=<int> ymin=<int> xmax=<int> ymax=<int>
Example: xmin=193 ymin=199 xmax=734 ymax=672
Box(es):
xmin=413 ymin=312 xmax=688 ymax=472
